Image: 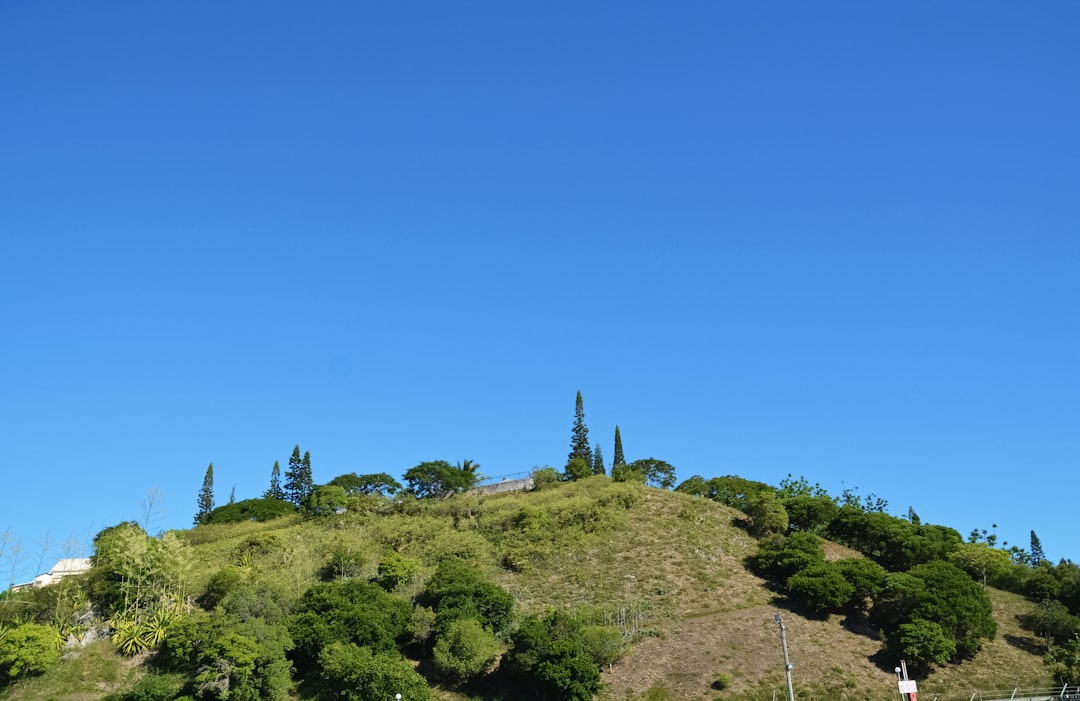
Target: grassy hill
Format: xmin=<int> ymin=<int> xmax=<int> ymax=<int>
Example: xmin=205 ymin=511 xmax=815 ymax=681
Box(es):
xmin=0 ymin=477 xmax=1053 ymax=701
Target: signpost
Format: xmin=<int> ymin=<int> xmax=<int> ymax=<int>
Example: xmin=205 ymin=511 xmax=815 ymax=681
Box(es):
xmin=895 ymin=662 xmax=918 ymax=701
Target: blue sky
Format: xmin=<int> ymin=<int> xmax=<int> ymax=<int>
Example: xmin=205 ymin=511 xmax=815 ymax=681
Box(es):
xmin=2 ymin=2 xmax=1077 ymax=585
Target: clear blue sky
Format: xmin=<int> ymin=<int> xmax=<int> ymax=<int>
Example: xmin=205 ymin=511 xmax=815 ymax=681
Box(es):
xmin=2 ymin=2 xmax=1077 ymax=586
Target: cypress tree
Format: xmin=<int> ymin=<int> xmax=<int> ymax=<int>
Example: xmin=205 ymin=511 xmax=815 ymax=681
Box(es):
xmin=567 ymin=391 xmax=592 ymax=467
xmin=264 ymin=460 xmax=285 ymax=500
xmin=195 ymin=463 xmax=215 ymax=526
xmin=592 ymin=443 xmax=605 ymax=475
xmin=612 ymin=425 xmax=626 ymax=469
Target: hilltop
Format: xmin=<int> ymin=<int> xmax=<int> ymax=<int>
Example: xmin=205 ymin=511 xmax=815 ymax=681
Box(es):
xmin=0 ymin=476 xmax=1056 ymax=701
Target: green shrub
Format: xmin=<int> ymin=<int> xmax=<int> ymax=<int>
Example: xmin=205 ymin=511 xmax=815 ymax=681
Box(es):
xmin=421 ymin=560 xmax=514 ymax=637
xmin=288 ymin=579 xmax=411 ymax=673
xmin=376 ymin=552 xmax=420 ymax=591
xmin=205 ymin=498 xmax=295 ymax=525
xmin=0 ymin=622 xmax=63 ymax=679
xmin=319 ymin=642 xmax=431 ymax=700
xmin=531 ymin=466 xmax=561 ymax=489
xmin=433 ymin=617 xmax=500 ymax=680
xmin=118 ymin=673 xmax=178 ymax=701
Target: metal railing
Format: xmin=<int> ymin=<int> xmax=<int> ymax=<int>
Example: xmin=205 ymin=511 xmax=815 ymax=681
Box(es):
xmin=967 ymin=686 xmax=1080 ymax=701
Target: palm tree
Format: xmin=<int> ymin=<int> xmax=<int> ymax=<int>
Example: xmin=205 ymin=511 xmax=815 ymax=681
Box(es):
xmin=458 ymin=459 xmax=483 ymax=488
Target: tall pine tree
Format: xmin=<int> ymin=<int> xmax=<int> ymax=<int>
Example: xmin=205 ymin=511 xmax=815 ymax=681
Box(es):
xmin=592 ymin=443 xmax=605 ymax=475
xmin=284 ymin=445 xmax=305 ymax=506
xmin=300 ymin=450 xmax=314 ymax=501
xmin=264 ymin=460 xmax=285 ymax=500
xmin=612 ymin=425 xmax=626 ymax=469
xmin=195 ymin=463 xmax=215 ymax=525
xmin=568 ymin=391 xmax=592 ymax=468
xmin=1030 ymin=530 xmax=1046 ymax=565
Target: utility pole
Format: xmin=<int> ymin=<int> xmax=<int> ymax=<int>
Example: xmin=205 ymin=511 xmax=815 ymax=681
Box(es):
xmin=775 ymin=615 xmax=796 ymax=701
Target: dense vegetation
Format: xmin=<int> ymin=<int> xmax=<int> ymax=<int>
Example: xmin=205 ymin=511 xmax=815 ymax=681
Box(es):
xmin=3 ymin=395 xmax=1079 ymax=700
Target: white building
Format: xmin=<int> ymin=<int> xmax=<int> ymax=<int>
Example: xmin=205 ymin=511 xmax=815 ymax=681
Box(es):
xmin=11 ymin=558 xmax=93 ymax=591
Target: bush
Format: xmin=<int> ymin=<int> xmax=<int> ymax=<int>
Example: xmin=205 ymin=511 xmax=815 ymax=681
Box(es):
xmin=319 ymin=642 xmax=431 ymax=700
xmin=421 ymin=560 xmax=514 ymax=637
xmin=787 ymin=563 xmax=855 ymax=614
xmin=433 ymin=617 xmax=500 ymax=680
xmin=288 ymin=579 xmax=410 ymax=673
xmin=204 ymin=498 xmax=295 ymax=524
xmin=751 ymin=532 xmax=825 ymax=582
xmin=0 ymin=623 xmax=63 ymax=679
xmin=886 ymin=619 xmax=955 ymax=675
xmin=531 ymin=466 xmax=561 ymax=490
xmin=504 ymin=610 xmax=601 ymax=701
xmin=376 ymin=552 xmax=420 ymax=591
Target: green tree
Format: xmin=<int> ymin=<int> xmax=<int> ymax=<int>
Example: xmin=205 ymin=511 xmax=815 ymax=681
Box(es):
xmin=612 ymin=425 xmax=625 ymax=470
xmin=834 ymin=557 xmax=888 ymax=612
xmin=949 ymin=543 xmax=1013 ymax=589
xmin=567 ymin=391 xmax=592 ymax=468
xmin=1045 ymin=637 xmax=1080 ymax=686
xmin=283 ymin=445 xmax=304 ymax=505
xmin=282 ymin=446 xmax=314 ymax=506
xmin=288 ymin=579 xmax=411 ymax=673
xmin=329 ymin=472 xmax=402 ymax=497
xmin=459 ymin=459 xmax=481 ymax=481
xmin=505 ymin=610 xmax=601 ymax=701
xmin=195 ymin=463 xmax=215 ymax=526
xmin=887 ymin=619 xmax=955 ymax=676
xmin=675 ymin=474 xmax=773 ymax=512
xmin=164 ymin=610 xmax=292 ymax=701
xmin=622 ymin=458 xmax=676 ymax=489
xmin=319 ymin=642 xmax=431 ymax=701
xmin=263 ymin=460 xmax=285 ymax=500
xmin=744 ymin=492 xmax=789 ymax=537
xmin=193 ymin=629 xmax=260 ymax=700
xmin=782 ymin=494 xmax=839 ymax=533
xmin=88 ymin=522 xmax=190 ymax=622
xmin=403 ymin=460 xmax=477 ymax=498
xmin=564 ymin=457 xmax=593 ymax=482
xmin=1031 ymin=530 xmax=1047 ymax=565
xmin=304 ymin=485 xmax=348 ymax=515
xmin=376 ymin=552 xmax=420 ymax=592
xmin=319 ymin=545 xmax=364 ymax=581
xmin=300 ymin=450 xmax=313 ymax=497
xmin=592 ymin=443 xmax=605 ymax=475
xmin=204 ymin=498 xmax=294 ymax=524
xmin=433 ymin=617 xmax=500 ymax=680
xmin=871 ymin=561 xmax=996 ymax=662
xmin=421 ymin=559 xmax=514 ymax=637
xmin=1020 ymin=599 xmax=1080 ymax=649
xmin=787 ymin=563 xmax=855 ymax=615
xmin=751 ymin=532 xmax=825 ymax=582
xmin=909 ymin=560 xmax=997 ymax=659
xmin=1026 ymin=565 xmax=1062 ymax=601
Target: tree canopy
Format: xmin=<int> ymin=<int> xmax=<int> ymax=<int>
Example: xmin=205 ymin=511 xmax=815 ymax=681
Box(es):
xmin=403 ymin=460 xmax=478 ymax=498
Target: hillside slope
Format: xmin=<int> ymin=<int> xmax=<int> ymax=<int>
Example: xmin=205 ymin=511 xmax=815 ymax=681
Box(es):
xmin=0 ymin=478 xmax=1052 ymax=701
